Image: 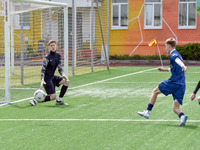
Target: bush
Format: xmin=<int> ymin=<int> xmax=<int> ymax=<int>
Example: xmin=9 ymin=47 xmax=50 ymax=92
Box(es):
xmin=110 ymin=43 xmax=200 ymax=60
xmin=110 ymin=54 xmax=168 ymax=60
xmin=197 ymin=7 xmax=200 ymax=16
xmin=176 ymin=43 xmax=200 ymax=60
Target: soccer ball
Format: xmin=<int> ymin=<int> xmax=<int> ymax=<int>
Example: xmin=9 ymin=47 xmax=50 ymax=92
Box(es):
xmin=34 ymin=89 xmax=46 ymax=102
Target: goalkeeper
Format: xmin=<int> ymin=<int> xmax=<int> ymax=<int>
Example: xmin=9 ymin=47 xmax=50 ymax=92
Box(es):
xmin=30 ymin=40 xmax=69 ymax=106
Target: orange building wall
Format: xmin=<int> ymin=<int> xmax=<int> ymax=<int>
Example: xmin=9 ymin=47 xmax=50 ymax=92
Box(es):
xmin=109 ymin=0 xmax=200 ymax=56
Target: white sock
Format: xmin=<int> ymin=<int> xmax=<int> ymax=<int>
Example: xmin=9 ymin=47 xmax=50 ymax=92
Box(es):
xmin=147 ymin=110 xmax=151 ymax=114
xmin=57 ymin=97 xmax=62 ymax=102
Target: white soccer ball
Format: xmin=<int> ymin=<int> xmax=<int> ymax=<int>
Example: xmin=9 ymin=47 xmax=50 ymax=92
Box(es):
xmin=34 ymin=89 xmax=46 ymax=102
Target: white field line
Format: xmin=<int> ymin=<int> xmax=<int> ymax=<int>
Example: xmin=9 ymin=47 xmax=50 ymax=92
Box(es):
xmin=0 ymin=118 xmax=199 ymax=122
xmin=67 ymin=68 xmax=157 ymax=90
xmin=0 ymin=68 xmax=157 ymax=107
xmin=99 ymin=82 xmax=198 ymax=84
xmin=145 ymin=72 xmax=200 ymax=74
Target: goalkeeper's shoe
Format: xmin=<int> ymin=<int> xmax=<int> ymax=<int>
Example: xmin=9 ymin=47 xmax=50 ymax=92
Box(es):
xmin=138 ymin=110 xmax=150 ymax=119
xmin=30 ymin=99 xmax=37 ymax=106
xmin=56 ymin=100 xmax=68 ymax=106
xmin=179 ymin=115 xmax=188 ymax=126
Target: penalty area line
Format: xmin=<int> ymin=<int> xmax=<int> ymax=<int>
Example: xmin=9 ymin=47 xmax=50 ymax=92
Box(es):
xmin=0 ymin=119 xmax=199 ymax=122
xmin=0 ymin=67 xmax=157 ymax=107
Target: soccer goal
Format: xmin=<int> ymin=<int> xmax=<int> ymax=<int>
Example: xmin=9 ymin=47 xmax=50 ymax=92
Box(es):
xmin=0 ymin=0 xmax=109 ymax=103
xmin=1 ymin=0 xmax=68 ymax=103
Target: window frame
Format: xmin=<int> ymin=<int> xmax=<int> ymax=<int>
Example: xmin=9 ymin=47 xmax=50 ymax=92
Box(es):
xmin=13 ymin=3 xmax=30 ymax=30
xmin=178 ymin=0 xmax=197 ymax=29
xmin=111 ymin=0 xmax=128 ymax=30
xmin=144 ymin=0 xmax=162 ymax=29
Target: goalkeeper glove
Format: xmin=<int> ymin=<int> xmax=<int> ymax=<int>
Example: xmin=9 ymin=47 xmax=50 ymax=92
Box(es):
xmin=40 ymin=79 xmax=46 ymax=88
xmin=62 ymin=74 xmax=67 ymax=81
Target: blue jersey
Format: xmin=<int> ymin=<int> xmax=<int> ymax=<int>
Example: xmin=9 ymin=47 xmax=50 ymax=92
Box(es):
xmin=168 ymin=50 xmax=185 ymax=85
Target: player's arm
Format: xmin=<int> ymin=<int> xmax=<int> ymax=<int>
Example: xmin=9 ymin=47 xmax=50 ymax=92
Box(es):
xmin=175 ymin=57 xmax=187 ymax=74
xmin=57 ymin=54 xmax=67 ymax=80
xmin=41 ymin=57 xmax=49 ymax=85
xmin=191 ymin=80 xmax=200 ymax=101
xmin=157 ymin=67 xmax=170 ymax=72
xmin=57 ymin=54 xmax=63 ymax=75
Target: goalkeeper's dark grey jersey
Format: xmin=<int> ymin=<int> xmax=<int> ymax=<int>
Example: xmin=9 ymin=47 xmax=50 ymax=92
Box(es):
xmin=41 ymin=51 xmax=63 ymax=80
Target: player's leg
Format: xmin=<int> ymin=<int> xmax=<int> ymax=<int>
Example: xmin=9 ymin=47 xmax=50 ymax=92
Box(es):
xmin=39 ymin=93 xmax=56 ymax=103
xmin=30 ymin=90 xmax=46 ymax=106
xmin=30 ymin=85 xmax=53 ymax=106
xmin=57 ymin=79 xmax=69 ymax=102
xmin=172 ymin=85 xmax=188 ymax=126
xmin=42 ymin=80 xmax=56 ymax=102
xmin=172 ymin=101 xmax=183 ymax=115
xmin=30 ymin=80 xmax=53 ymax=106
xmin=138 ymin=86 xmax=161 ymax=119
xmin=149 ymin=86 xmax=161 ymax=105
xmin=30 ymin=79 xmax=56 ymax=106
xmin=53 ymin=76 xmax=68 ymax=105
xmin=49 ymin=93 xmax=57 ymax=100
xmin=172 ymin=101 xmax=188 ymax=126
xmin=43 ymin=93 xmax=56 ymax=102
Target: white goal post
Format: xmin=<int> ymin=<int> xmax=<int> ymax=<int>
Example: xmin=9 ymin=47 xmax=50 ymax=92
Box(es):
xmin=3 ymin=0 xmax=68 ymax=103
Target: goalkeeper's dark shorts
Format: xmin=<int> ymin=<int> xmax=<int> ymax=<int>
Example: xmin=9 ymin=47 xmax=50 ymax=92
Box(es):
xmin=44 ymin=75 xmax=63 ymax=95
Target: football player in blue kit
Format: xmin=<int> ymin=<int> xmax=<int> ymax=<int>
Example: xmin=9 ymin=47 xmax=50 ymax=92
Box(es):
xmin=30 ymin=40 xmax=69 ymax=106
xmin=138 ymin=37 xmax=188 ymax=126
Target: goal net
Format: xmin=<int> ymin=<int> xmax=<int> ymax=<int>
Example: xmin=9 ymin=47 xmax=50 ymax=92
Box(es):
xmin=0 ymin=0 xmax=109 ymax=103
xmin=69 ymin=0 xmax=109 ymax=76
xmin=0 ymin=0 xmax=68 ymax=103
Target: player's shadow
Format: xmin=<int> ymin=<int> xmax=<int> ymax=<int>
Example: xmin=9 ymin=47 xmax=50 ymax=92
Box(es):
xmin=43 ymin=104 xmax=71 ymax=108
xmin=138 ymin=122 xmax=199 ymax=130
xmin=158 ymin=123 xmax=199 ymax=130
xmin=8 ymin=103 xmax=32 ymax=108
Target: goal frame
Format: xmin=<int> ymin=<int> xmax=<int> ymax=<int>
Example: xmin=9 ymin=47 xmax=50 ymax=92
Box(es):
xmin=4 ymin=0 xmax=68 ymax=103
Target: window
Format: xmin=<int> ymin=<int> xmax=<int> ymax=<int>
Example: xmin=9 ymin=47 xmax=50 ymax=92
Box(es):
xmin=13 ymin=3 xmax=30 ymax=30
xmin=14 ymin=12 xmax=30 ymax=30
xmin=179 ymin=0 xmax=197 ymax=29
xmin=111 ymin=0 xmax=128 ymax=30
xmin=144 ymin=0 xmax=162 ymax=29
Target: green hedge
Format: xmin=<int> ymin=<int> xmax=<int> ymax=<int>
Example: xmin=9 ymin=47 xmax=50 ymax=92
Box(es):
xmin=198 ymin=7 xmax=200 ymax=16
xmin=110 ymin=43 xmax=200 ymax=60
xmin=176 ymin=43 xmax=200 ymax=60
xmin=110 ymin=54 xmax=168 ymax=60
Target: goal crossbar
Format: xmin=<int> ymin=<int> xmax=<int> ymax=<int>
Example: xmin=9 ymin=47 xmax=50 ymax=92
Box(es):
xmin=15 ymin=0 xmax=68 ymax=7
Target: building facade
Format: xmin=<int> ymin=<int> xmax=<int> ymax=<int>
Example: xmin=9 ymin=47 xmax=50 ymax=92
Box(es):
xmin=109 ymin=0 xmax=200 ymax=56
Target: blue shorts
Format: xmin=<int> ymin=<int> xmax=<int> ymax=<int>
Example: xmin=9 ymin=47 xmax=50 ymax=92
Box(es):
xmin=44 ymin=75 xmax=63 ymax=95
xmin=158 ymin=80 xmax=185 ymax=105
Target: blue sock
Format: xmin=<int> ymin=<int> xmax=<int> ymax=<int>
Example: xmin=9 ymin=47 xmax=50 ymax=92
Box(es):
xmin=147 ymin=103 xmax=154 ymax=111
xmin=179 ymin=112 xmax=184 ymax=118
